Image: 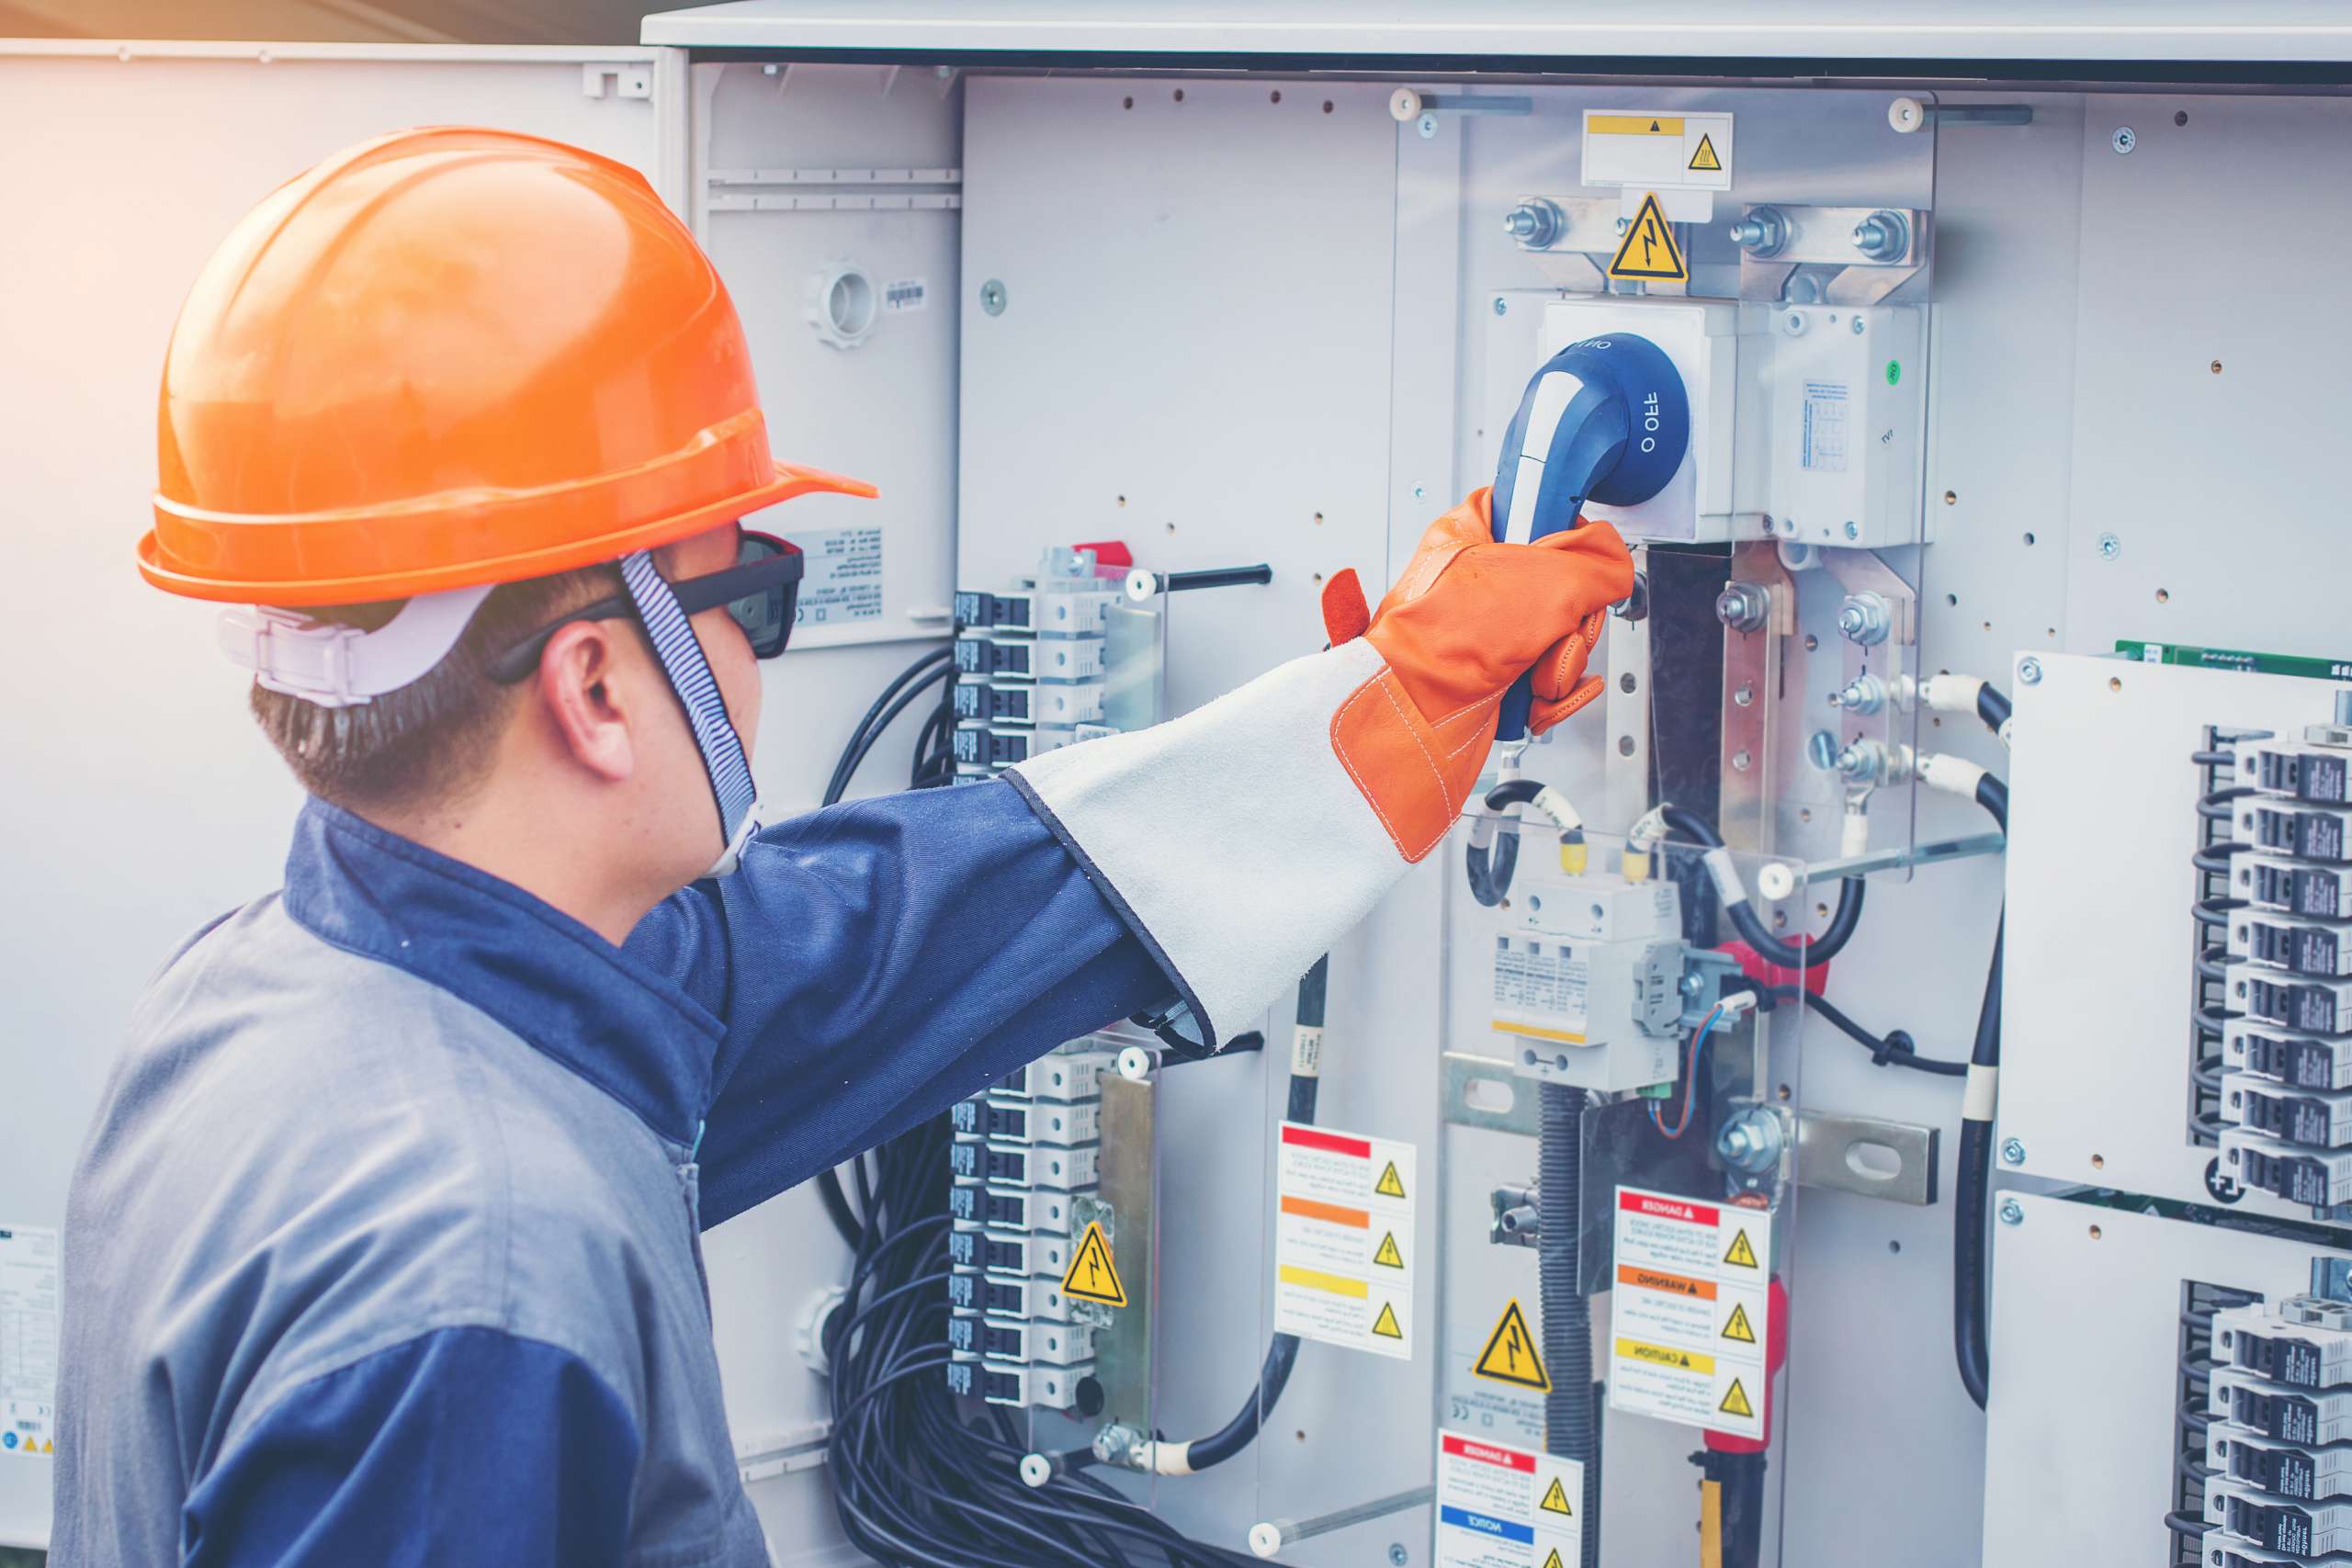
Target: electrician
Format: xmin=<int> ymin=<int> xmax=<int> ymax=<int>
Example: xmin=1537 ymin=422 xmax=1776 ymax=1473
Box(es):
xmin=51 ymin=129 xmax=1633 ymax=1567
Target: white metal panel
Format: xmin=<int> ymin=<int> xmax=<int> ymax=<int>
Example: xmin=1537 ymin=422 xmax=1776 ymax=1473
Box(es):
xmin=0 ymin=43 xmax=862 ymax=1555
xmin=645 ymin=0 xmax=2352 ymax=65
xmin=1982 ymin=1193 xmax=2338 ymax=1566
xmin=2003 ymin=654 xmax=2347 ymax=1220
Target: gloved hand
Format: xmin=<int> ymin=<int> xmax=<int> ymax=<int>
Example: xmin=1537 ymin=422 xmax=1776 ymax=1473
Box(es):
xmin=1316 ymin=486 xmax=1634 ymax=862
xmin=1008 ymin=488 xmax=1632 ymax=1049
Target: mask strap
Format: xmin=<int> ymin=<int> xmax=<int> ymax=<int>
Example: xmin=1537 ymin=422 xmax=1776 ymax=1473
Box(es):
xmin=617 ymin=550 xmax=761 ymax=875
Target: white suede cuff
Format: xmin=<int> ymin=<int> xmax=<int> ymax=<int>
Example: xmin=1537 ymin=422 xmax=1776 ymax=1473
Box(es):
xmin=1007 ymin=639 xmax=1404 ymax=1047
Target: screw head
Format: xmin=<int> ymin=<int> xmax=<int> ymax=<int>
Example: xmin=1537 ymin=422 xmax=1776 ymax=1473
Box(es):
xmin=2097 ymin=531 xmax=2121 ymax=559
xmin=1389 ymin=1545 xmax=1410 ymax=1568
xmin=1733 ymin=682 xmax=1755 ymax=708
xmin=1492 ymin=296 xmax=1509 ymax=316
xmin=1732 ymin=749 xmax=1753 ymax=772
xmin=1843 ymin=521 xmax=1860 ymax=540
xmin=1850 ymin=315 xmax=1867 ymax=335
xmin=2000 ymin=1137 xmax=2027 ymax=1166
xmin=979 ymin=279 xmax=1007 ymax=316
xmin=1997 ymin=1198 xmax=2026 ymax=1226
xmin=2111 ymin=125 xmax=2137 ymax=154
xmin=1417 ymin=111 xmax=1438 ymax=139
xmin=1806 ymin=729 xmax=1841 ymax=771
xmin=2018 ymin=656 xmax=2044 ymax=686
xmin=1411 ymin=484 xmax=1426 ymax=502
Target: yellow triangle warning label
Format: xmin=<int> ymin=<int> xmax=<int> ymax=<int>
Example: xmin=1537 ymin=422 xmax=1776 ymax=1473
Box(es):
xmin=1688 ymin=132 xmax=1723 ymax=172
xmin=1718 ymin=1378 xmax=1756 ymax=1419
xmin=1374 ymin=1160 xmax=1408 ymax=1200
xmin=1540 ymin=1475 xmax=1574 ymax=1517
xmin=1607 ymin=191 xmax=1688 ymax=283
xmin=1372 ymin=1301 xmax=1404 ymax=1339
xmin=1474 ymin=1298 xmax=1552 ymax=1391
xmin=1542 ymin=1550 xmax=1567 ymax=1568
xmin=1721 ymin=1301 xmax=1758 ymax=1344
xmin=1723 ymin=1228 xmax=1759 ymax=1269
xmin=1060 ymin=1220 xmax=1127 ymax=1307
xmin=1374 ymin=1231 xmax=1405 ymax=1269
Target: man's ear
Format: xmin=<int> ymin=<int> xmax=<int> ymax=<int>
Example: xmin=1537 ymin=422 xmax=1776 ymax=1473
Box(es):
xmin=535 ymin=621 xmax=636 ymax=784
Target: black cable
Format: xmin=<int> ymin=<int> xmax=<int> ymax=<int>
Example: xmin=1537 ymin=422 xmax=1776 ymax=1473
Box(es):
xmin=1953 ymin=773 xmax=2007 ymax=1412
xmin=1975 ymin=682 xmax=2012 ymax=736
xmin=1541 ymin=1081 xmax=1600 ymax=1568
xmin=1658 ymin=804 xmax=1865 ymax=968
xmin=832 ymin=663 xmax=955 ymax=807
xmin=827 ymin=645 xmax=952 ymax=806
xmin=1765 ymin=986 xmax=1967 ymax=1077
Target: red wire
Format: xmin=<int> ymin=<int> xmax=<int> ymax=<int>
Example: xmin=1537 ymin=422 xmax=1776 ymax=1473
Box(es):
xmin=1653 ymin=1008 xmax=1721 ymax=1141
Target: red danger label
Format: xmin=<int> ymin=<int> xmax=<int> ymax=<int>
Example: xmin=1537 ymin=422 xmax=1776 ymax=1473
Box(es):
xmin=1442 ymin=1434 xmax=1535 ymax=1472
xmin=1280 ymin=1125 xmax=1371 ymax=1158
xmin=1619 ymin=1191 xmax=1718 ymax=1226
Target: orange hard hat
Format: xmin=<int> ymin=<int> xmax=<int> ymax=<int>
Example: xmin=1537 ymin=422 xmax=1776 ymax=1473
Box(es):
xmin=140 ymin=127 xmax=873 ymax=607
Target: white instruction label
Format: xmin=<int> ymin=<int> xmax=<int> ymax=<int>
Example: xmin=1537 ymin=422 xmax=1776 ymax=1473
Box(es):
xmin=1800 ymin=381 xmax=1849 ymax=473
xmin=1581 ymin=110 xmax=1733 ymax=192
xmin=1273 ymin=1122 xmax=1414 ymax=1359
xmin=883 ymin=276 xmax=929 ymax=314
xmin=1435 ymin=1430 xmax=1584 ymax=1568
xmin=796 ymin=525 xmax=885 ymax=626
xmin=1 ymin=1225 xmax=59 ymax=1457
xmin=1608 ymin=1188 xmax=1771 ymax=1440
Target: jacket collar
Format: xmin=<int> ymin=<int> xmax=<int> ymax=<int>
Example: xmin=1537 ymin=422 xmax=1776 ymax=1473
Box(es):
xmin=281 ymin=797 xmax=719 ymax=1149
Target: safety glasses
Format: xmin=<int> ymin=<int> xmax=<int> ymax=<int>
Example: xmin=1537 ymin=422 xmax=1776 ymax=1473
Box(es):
xmin=489 ymin=531 xmax=804 ymax=683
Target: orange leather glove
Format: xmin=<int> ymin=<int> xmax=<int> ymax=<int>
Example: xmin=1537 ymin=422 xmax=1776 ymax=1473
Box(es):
xmin=1317 ymin=486 xmax=1634 ymax=863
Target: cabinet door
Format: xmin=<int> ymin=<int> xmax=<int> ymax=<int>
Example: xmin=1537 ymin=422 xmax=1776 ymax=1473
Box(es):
xmin=0 ymin=43 xmax=677 ymax=1550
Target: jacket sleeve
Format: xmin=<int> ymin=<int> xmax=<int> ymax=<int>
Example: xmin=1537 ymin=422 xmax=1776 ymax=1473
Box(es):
xmin=182 ymin=1327 xmax=639 ymax=1568
xmin=628 ymin=778 xmax=1182 ymax=1227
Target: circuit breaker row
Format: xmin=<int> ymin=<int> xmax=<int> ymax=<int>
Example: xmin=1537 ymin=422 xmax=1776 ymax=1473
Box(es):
xmin=943 ymin=1045 xmax=1116 ymax=1410
xmin=951 ymin=562 xmax=1127 ymax=781
xmin=2219 ymin=735 xmax=2352 ymax=1213
xmin=2205 ymin=1297 xmax=2352 ymax=1562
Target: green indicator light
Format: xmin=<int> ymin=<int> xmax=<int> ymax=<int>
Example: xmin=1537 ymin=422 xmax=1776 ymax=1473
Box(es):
xmin=1885 ymin=359 xmax=1902 ymax=386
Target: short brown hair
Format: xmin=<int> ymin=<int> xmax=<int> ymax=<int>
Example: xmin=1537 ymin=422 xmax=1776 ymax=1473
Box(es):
xmin=250 ymin=564 xmax=619 ymax=808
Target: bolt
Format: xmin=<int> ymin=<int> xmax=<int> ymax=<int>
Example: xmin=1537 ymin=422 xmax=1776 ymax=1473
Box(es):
xmin=1836 ymin=591 xmax=1893 ymax=647
xmin=2097 ymin=532 xmax=2121 ymax=560
xmin=1418 ymin=111 xmax=1438 ymax=139
xmin=2001 ymin=1137 xmax=2027 ymax=1166
xmin=1727 ymin=205 xmax=1789 ymax=258
xmin=1838 ymin=674 xmax=1888 ymax=716
xmin=2111 ymin=125 xmax=2137 ymax=154
xmin=1835 ymin=740 xmax=1887 ymax=784
xmin=1716 ymin=1108 xmax=1784 ymax=1176
xmin=1501 ymin=198 xmax=1565 ymax=249
xmin=1732 ymin=749 xmax=1753 ymax=772
xmin=1715 ymin=581 xmax=1770 ymax=634
xmin=1733 ymin=682 xmax=1755 ymax=708
xmin=2018 ymin=657 xmax=2044 ymax=686
xmin=1679 ymin=973 xmax=1704 ymax=998
xmin=1806 ymin=729 xmax=1841 ymax=771
xmin=1997 ymin=1198 xmax=2025 ymax=1226
xmin=979 ymin=279 xmax=1007 ymax=316
xmin=1492 ymin=295 xmax=1510 ymax=315
xmin=1843 ymin=521 xmax=1861 ymax=540
xmin=1851 ymin=209 xmax=1909 ymax=262
xmin=1850 ymin=315 xmax=1867 ymax=335
xmin=1389 ymin=1545 xmax=1410 ymax=1568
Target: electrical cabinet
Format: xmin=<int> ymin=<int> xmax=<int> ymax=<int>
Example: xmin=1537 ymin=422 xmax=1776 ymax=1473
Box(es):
xmin=13 ymin=7 xmax=2352 ymax=1567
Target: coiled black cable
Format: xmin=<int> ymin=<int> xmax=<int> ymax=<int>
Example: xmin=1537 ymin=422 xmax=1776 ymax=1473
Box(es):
xmin=1657 ymin=805 xmax=1866 ymax=967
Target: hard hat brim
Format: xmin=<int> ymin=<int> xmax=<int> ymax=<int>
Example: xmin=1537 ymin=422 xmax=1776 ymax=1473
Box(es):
xmin=138 ymin=460 xmax=876 ymax=607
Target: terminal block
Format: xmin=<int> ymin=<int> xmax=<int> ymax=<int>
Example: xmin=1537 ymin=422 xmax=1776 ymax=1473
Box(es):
xmin=945 ymin=1274 xmax=1075 ymax=1322
xmin=2214 ymin=1368 xmax=2352 ymax=1446
xmin=2248 ymin=857 xmax=2352 ymax=921
xmin=2233 ymin=965 xmax=2352 ymax=1038
xmin=947 ymin=1226 xmax=1075 ymax=1279
xmin=2223 ymin=1075 xmax=2352 ymax=1151
xmin=997 ymin=1050 xmax=1114 ymax=1101
xmin=952 ymin=632 xmax=1107 ymax=681
xmin=951 ymin=1096 xmax=1102 ymax=1146
xmin=946 ymin=1315 xmax=1096 ymax=1366
xmin=2240 ymin=739 xmax=2352 ymax=807
xmin=947 ymin=1183 xmax=1080 ymax=1233
xmin=2219 ymin=1299 xmax=2352 ymax=1389
xmin=2246 ymin=802 xmax=2352 ymax=865
xmin=944 ymin=1354 xmax=1093 ymax=1411
xmin=2228 ymin=1023 xmax=2352 ymax=1092
xmin=953 ymin=680 xmax=1107 ymax=727
xmin=2222 ymin=1128 xmax=2352 ymax=1210
xmin=947 ymin=1140 xmax=1101 ymax=1190
xmin=2236 ymin=914 xmax=2352 ymax=979
xmin=2211 ymin=1483 xmax=2352 ymax=1558
xmin=2211 ymin=1427 xmax=2352 ymax=1503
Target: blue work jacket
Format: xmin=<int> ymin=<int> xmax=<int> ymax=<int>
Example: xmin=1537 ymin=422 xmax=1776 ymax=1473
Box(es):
xmin=51 ymin=784 xmax=1170 ymax=1566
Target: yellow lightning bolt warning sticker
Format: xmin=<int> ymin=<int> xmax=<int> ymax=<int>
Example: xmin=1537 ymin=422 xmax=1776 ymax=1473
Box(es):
xmin=1474 ymin=1298 xmax=1553 ymax=1391
xmin=1059 ymin=1220 xmax=1127 ymax=1307
xmin=1607 ymin=191 xmax=1688 ymax=284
